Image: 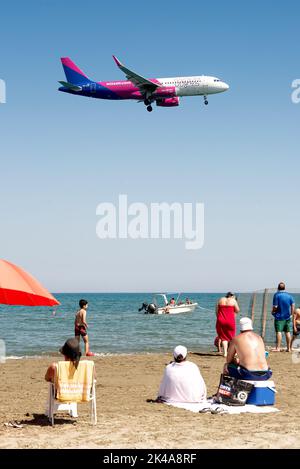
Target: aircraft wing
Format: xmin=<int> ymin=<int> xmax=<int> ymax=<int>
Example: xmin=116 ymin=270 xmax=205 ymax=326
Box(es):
xmin=112 ymin=56 xmax=161 ymax=92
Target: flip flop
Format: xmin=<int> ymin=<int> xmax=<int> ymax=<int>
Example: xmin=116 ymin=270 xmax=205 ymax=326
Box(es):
xmin=211 ymin=406 xmax=228 ymax=415
xmin=199 ymin=407 xmax=212 ymax=413
xmin=4 ymin=421 xmax=23 ymax=428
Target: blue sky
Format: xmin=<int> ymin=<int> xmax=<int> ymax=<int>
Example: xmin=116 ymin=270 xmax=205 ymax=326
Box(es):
xmin=1 ymin=0 xmax=300 ymax=292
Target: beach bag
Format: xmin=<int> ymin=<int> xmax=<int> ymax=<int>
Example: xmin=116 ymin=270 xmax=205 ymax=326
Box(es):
xmin=215 ymin=374 xmax=254 ymax=406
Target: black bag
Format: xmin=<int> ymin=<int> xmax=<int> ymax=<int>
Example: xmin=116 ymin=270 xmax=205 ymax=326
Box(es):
xmin=215 ymin=374 xmax=254 ymax=406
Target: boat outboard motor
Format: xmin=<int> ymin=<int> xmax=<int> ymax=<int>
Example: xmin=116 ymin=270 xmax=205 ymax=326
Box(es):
xmin=139 ymin=302 xmax=149 ymax=312
xmin=147 ymin=303 xmax=157 ymax=314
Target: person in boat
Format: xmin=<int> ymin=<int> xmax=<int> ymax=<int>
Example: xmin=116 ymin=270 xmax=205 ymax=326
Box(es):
xmin=169 ymin=297 xmax=176 ymax=306
xmin=186 ymin=297 xmax=192 ymax=305
xmin=223 ymin=317 xmax=272 ymax=381
xmin=157 ymin=346 xmax=207 ymax=403
xmin=216 ymin=292 xmax=240 ymax=357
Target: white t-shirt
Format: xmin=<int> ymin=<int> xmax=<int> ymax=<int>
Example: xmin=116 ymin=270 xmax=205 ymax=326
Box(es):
xmin=157 ymin=360 xmax=207 ymax=403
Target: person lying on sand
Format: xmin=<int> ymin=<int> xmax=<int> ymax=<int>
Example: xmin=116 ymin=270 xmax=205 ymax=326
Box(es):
xmin=223 ymin=317 xmax=272 ymax=381
xmin=157 ymin=345 xmax=207 ymax=403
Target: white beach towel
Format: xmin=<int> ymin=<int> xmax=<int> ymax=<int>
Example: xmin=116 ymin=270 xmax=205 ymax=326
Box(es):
xmin=165 ymin=399 xmax=279 ymax=414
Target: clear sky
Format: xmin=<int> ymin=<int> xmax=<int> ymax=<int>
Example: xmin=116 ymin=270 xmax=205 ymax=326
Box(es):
xmin=1 ymin=0 xmax=299 ymax=292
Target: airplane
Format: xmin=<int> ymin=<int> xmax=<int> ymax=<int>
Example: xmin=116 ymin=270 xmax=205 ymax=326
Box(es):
xmin=58 ymin=56 xmax=229 ymax=112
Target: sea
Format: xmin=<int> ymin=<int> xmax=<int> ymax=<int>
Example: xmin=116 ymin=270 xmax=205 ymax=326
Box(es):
xmin=0 ymin=292 xmax=297 ymax=358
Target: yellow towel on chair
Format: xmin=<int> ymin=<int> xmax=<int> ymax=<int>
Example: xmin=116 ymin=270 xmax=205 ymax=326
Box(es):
xmin=55 ymin=360 xmax=94 ymax=402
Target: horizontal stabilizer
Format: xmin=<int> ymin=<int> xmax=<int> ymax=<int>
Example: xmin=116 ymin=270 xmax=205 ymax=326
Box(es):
xmin=58 ymin=81 xmax=82 ymax=92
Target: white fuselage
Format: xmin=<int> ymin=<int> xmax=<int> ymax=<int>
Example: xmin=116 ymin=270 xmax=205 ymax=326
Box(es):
xmin=158 ymin=75 xmax=229 ymax=97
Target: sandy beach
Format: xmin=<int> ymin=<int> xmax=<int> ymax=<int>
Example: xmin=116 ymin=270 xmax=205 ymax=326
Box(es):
xmin=0 ymin=351 xmax=299 ymax=449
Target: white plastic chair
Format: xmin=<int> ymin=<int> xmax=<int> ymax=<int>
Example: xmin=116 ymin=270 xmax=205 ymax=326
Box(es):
xmin=45 ymin=360 xmax=97 ymax=425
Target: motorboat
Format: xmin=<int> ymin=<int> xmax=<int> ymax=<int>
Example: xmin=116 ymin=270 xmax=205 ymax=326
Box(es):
xmin=138 ymin=293 xmax=198 ymax=315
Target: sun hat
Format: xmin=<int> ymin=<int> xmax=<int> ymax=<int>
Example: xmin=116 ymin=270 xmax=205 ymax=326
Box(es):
xmin=59 ymin=338 xmax=82 ymax=361
xmin=240 ymin=317 xmax=253 ymax=332
xmin=173 ymin=345 xmax=188 ymax=360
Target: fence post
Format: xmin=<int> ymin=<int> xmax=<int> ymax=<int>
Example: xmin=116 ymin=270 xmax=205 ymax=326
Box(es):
xmin=251 ymin=292 xmax=256 ymax=324
xmin=261 ymin=288 xmax=269 ymax=339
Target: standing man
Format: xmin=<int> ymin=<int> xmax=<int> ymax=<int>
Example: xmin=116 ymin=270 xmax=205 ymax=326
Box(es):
xmin=75 ymin=299 xmax=95 ymax=356
xmin=272 ymin=282 xmax=295 ymax=352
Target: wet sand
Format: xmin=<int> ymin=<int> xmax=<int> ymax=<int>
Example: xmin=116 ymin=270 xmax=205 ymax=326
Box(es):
xmin=0 ymin=351 xmax=299 ymax=449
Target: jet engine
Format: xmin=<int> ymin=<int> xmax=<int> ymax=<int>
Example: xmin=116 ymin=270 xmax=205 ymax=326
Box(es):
xmin=156 ymin=97 xmax=180 ymax=107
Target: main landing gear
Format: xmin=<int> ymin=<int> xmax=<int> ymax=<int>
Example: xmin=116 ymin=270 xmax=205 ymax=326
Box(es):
xmin=144 ymin=98 xmax=153 ymax=112
xmin=204 ymin=95 xmax=208 ymax=105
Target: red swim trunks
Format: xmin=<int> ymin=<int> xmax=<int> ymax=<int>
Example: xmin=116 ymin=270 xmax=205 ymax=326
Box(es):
xmin=75 ymin=324 xmax=87 ymax=337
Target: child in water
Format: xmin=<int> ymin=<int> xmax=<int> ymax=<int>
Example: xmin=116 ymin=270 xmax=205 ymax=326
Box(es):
xmin=74 ymin=299 xmax=95 ymax=356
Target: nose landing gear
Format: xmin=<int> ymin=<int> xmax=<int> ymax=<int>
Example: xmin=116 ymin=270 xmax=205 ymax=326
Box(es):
xmin=146 ymin=105 xmax=153 ymax=112
xmin=204 ymin=95 xmax=208 ymax=105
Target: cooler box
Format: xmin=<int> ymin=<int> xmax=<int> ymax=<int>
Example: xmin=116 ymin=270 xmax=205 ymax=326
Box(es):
xmin=244 ymin=380 xmax=276 ymax=406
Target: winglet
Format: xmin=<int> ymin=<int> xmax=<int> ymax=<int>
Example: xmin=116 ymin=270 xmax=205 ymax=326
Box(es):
xmin=112 ymin=55 xmax=122 ymax=67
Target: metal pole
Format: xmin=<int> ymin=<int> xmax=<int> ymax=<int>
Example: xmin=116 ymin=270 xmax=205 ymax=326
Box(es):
xmin=251 ymin=292 xmax=256 ymax=324
xmin=261 ymin=288 xmax=269 ymax=339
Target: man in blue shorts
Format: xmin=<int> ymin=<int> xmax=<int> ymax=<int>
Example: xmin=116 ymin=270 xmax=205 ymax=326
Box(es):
xmin=272 ymin=282 xmax=295 ymax=352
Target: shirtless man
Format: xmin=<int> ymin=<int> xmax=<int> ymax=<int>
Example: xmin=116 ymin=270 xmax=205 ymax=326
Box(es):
xmin=292 ymin=307 xmax=300 ymax=349
xmin=74 ymin=299 xmax=94 ymax=357
xmin=223 ymin=317 xmax=272 ymax=381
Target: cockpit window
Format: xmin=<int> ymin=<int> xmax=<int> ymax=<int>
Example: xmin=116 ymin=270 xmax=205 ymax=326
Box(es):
xmin=214 ymin=79 xmax=221 ymax=82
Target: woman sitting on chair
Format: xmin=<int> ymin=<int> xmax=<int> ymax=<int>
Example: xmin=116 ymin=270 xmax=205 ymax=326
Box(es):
xmin=45 ymin=338 xmax=81 ymax=382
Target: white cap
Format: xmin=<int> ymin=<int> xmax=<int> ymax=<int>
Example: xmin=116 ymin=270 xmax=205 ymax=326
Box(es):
xmin=240 ymin=317 xmax=253 ymax=332
xmin=173 ymin=345 xmax=188 ymax=359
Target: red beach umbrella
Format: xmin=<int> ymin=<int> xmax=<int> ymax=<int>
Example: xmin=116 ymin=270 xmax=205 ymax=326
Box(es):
xmin=0 ymin=259 xmax=60 ymax=307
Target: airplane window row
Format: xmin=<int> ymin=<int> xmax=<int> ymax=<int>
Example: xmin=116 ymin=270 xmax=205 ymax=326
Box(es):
xmin=165 ymin=81 xmax=201 ymax=85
